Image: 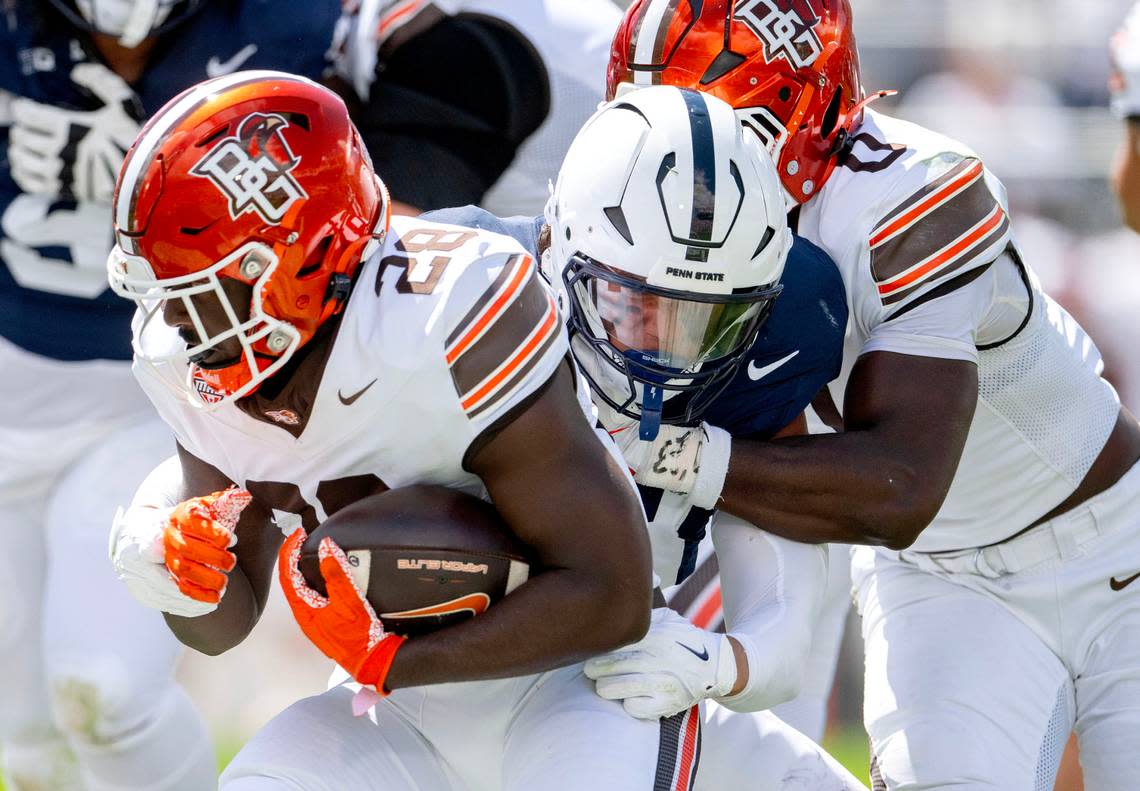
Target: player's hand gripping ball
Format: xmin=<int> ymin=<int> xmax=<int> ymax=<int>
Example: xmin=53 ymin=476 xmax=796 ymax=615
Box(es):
xmin=279 ymin=486 xmax=532 ymax=692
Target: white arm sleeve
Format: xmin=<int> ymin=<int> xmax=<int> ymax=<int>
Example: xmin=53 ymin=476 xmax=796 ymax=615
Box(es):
xmin=710 ymin=512 xmax=828 ymax=712
xmin=128 ymin=454 xmax=184 ymax=510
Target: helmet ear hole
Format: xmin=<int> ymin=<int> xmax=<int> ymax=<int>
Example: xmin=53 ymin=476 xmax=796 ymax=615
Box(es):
xmin=820 ymin=87 xmax=843 ymax=140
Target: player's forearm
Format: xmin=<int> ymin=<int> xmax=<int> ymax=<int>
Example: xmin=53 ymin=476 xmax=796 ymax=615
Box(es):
xmin=1112 ymin=120 xmax=1140 ymax=232
xmin=713 ymin=515 xmax=828 ymax=710
xmin=163 ymin=567 xmax=259 ymax=655
xmin=384 ymin=567 xmax=652 ymax=690
xmin=720 ymin=430 xmax=938 ymax=549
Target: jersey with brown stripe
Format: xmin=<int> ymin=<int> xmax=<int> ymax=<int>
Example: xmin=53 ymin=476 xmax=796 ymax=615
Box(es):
xmin=799 ymin=108 xmax=1011 ymax=326
xmin=131 ymin=214 xmax=571 ymax=544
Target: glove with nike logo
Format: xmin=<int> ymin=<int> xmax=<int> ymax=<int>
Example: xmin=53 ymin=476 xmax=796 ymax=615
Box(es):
xmin=584 ymin=608 xmax=738 ymax=719
xmin=111 ymin=487 xmax=251 ymax=617
xmin=605 ymin=412 xmax=732 ymax=510
xmin=279 ymin=529 xmax=406 ymax=694
xmin=9 ymin=62 xmax=143 ymax=204
xmin=1111 ymin=3 xmax=1140 ymax=118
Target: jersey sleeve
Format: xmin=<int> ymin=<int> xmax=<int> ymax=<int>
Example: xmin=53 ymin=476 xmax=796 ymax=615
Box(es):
xmin=442 ymin=244 xmax=568 ymax=435
xmin=855 ymin=154 xmax=1012 ymax=361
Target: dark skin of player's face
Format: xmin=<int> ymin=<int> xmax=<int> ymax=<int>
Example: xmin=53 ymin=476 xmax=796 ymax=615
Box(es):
xmin=161 ymin=279 xmax=253 ymax=369
xmin=90 ymin=31 xmax=158 ymax=84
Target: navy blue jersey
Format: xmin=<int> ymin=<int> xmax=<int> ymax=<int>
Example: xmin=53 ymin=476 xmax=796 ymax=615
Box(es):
xmin=700 ymin=234 xmax=847 ymax=438
xmin=0 ymin=1 xmax=341 ymax=361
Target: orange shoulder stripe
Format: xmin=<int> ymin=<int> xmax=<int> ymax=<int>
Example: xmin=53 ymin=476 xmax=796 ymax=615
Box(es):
xmin=870 ymin=160 xmax=984 ymax=249
xmin=878 ymin=203 xmax=1006 ymax=296
xmin=459 ymin=294 xmax=558 ymax=413
xmin=445 ymin=255 xmax=533 ymax=365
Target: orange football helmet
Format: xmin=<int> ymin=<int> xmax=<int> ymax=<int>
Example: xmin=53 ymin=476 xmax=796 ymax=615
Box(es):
xmin=108 ymin=71 xmax=388 ymax=408
xmin=608 ymin=0 xmax=887 ymax=204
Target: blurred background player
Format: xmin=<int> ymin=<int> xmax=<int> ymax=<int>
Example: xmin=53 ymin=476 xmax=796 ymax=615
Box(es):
xmin=607 ymin=1 xmax=1140 ymax=788
xmin=1110 ymin=1 xmax=1140 ymax=231
xmin=0 ymin=0 xmax=344 ymax=787
xmin=332 ymin=0 xmax=620 ymax=216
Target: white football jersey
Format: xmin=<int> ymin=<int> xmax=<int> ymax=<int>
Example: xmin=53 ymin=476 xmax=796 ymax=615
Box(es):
xmin=800 ymin=109 xmax=1120 ymax=552
xmin=132 ymin=215 xmax=569 ymax=532
xmin=334 ymin=0 xmax=618 ymax=216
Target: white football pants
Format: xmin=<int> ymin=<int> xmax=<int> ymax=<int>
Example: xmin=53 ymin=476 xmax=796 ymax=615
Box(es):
xmin=854 ymin=461 xmax=1140 ymax=791
xmin=0 ymin=339 xmax=214 ymax=790
xmin=220 ymin=664 xmax=701 ymax=791
xmin=698 ymin=702 xmax=867 ymax=790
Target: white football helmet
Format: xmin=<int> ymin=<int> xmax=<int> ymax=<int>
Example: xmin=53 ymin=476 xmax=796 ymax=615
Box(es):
xmin=50 ymin=0 xmax=203 ymax=48
xmin=545 ymin=85 xmax=791 ymax=439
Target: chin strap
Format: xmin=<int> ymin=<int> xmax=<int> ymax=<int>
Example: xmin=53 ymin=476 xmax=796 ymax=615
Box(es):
xmin=119 ymin=0 xmax=162 ymax=48
xmin=639 ymin=384 xmax=664 ymax=440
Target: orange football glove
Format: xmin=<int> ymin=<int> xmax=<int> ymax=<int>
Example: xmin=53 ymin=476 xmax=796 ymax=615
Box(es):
xmin=278 ymin=528 xmax=406 ymax=693
xmin=163 ymin=487 xmax=251 ymax=604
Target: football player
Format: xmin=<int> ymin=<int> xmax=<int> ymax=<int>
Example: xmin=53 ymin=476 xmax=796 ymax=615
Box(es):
xmin=604 ymin=1 xmax=1140 ymax=789
xmin=427 ymin=84 xmax=867 ymax=790
xmin=103 ymin=72 xmax=737 ymax=790
xmin=331 ymin=0 xmax=620 ymax=216
xmin=0 ymin=0 xmax=348 ymax=787
xmin=1111 ymin=1 xmax=1140 ymax=232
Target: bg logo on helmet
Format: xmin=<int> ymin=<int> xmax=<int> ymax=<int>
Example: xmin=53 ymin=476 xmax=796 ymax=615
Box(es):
xmin=734 ymin=0 xmax=822 ymax=69
xmin=191 ymin=112 xmax=308 ymax=224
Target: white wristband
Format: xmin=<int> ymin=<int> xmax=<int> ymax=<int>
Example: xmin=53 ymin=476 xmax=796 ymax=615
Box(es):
xmin=689 ymin=423 xmax=732 ymax=510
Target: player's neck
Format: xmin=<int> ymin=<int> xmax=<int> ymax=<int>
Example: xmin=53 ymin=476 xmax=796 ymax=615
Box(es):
xmin=89 ymin=32 xmax=157 ymax=85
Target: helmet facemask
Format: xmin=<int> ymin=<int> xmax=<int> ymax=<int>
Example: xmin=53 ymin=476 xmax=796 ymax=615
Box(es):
xmin=108 ymin=241 xmax=301 ymax=409
xmin=563 ymin=252 xmax=781 ymax=439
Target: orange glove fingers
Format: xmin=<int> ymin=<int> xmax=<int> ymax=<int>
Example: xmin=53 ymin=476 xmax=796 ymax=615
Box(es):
xmin=175 ymin=576 xmax=222 ymax=605
xmin=176 ymin=512 xmax=235 ymax=551
xmin=164 ymin=527 xmax=236 ymax=571
xmin=167 ymin=554 xmax=228 ymax=593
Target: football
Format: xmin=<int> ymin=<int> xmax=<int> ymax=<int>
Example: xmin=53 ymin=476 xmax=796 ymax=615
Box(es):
xmin=299 ymin=485 xmax=532 ymax=637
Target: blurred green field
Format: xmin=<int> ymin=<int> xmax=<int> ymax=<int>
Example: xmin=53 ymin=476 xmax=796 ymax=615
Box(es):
xmin=824 ymin=726 xmax=872 ymax=784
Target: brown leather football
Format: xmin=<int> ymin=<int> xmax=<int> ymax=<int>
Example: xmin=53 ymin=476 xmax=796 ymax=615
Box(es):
xmin=299 ymin=485 xmax=531 ymax=637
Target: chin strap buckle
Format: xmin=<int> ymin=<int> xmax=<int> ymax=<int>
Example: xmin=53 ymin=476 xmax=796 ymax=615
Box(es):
xmin=325 ymin=273 xmax=352 ymax=305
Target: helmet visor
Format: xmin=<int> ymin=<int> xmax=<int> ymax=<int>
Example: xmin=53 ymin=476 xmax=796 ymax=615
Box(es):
xmin=570 ymin=256 xmax=778 ymax=375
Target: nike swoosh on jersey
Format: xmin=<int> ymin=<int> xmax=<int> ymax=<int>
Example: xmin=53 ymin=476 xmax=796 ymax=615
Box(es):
xmin=674 ymin=641 xmax=709 ymax=661
xmin=206 ymin=44 xmax=259 ymax=78
xmin=338 ymin=379 xmax=378 ymax=406
xmin=1110 ymin=571 xmax=1140 ymax=591
xmin=747 ymin=350 xmax=800 ymax=382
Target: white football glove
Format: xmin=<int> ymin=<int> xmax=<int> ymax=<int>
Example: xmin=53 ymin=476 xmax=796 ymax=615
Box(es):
xmin=9 ymin=63 xmax=142 ymax=203
xmin=602 ymin=407 xmax=732 ymax=510
xmin=584 ymin=608 xmax=737 ymax=720
xmin=110 ymin=505 xmax=219 ymax=619
xmin=1111 ymin=2 xmax=1140 ymax=118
